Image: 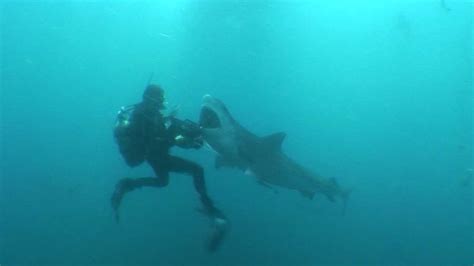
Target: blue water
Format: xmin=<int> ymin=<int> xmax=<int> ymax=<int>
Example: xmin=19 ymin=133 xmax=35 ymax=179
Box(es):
xmin=1 ymin=1 xmax=472 ymax=265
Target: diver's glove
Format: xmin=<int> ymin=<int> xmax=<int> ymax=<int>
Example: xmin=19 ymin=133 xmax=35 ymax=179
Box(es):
xmin=174 ymin=134 xmax=203 ymax=149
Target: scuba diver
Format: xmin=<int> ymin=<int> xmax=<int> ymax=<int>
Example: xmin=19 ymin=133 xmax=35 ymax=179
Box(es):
xmin=112 ymin=84 xmax=228 ymax=251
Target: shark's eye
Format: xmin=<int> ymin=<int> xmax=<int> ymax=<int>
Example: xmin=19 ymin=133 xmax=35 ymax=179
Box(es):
xmin=200 ymin=107 xmax=221 ymax=129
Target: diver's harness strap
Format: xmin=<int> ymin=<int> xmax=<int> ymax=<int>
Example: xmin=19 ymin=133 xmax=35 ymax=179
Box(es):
xmin=115 ymin=104 xmax=138 ymax=129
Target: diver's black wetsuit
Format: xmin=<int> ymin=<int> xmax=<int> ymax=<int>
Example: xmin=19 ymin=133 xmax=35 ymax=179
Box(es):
xmin=111 ymin=96 xmax=220 ymax=221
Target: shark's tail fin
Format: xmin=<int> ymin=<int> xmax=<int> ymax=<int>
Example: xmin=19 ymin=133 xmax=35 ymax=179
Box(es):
xmin=329 ymin=177 xmax=352 ymax=215
xmin=340 ymin=188 xmax=352 ymax=216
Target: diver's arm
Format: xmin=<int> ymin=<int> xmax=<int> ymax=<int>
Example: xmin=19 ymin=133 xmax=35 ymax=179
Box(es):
xmin=167 ymin=117 xmax=203 ymax=149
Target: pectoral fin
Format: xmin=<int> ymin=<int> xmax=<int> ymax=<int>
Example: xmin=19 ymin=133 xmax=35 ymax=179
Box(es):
xmin=257 ymin=179 xmax=272 ymax=189
xmin=215 ymin=155 xmax=239 ymax=169
xmin=257 ymin=179 xmax=278 ymax=194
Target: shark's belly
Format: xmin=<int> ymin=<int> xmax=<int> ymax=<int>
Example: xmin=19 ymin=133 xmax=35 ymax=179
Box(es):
xmin=262 ymin=173 xmax=315 ymax=190
xmin=253 ymin=156 xmax=318 ymax=191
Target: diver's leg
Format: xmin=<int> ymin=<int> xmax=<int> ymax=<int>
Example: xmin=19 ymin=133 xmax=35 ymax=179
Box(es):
xmin=167 ymin=156 xmax=224 ymax=217
xmin=110 ymin=161 xmax=169 ymax=222
xmin=110 ymin=177 xmax=135 ymax=222
xmin=168 ymin=156 xmax=230 ymax=252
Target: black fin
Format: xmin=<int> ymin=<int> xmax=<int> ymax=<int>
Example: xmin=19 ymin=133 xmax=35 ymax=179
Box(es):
xmin=261 ymin=132 xmax=286 ymax=152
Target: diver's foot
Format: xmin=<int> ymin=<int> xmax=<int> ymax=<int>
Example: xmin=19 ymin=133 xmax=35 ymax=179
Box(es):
xmin=212 ymin=216 xmax=229 ymax=235
xmin=198 ymin=207 xmax=229 ymax=230
xmin=111 ymin=178 xmax=135 ymax=222
xmin=196 ymin=206 xmax=230 ymax=252
xmin=111 ymin=190 xmax=122 ymax=223
xmin=207 ymin=214 xmax=230 ymax=253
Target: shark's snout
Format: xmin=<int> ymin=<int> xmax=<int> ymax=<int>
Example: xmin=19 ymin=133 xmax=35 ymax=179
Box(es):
xmin=202 ymin=94 xmax=213 ymax=103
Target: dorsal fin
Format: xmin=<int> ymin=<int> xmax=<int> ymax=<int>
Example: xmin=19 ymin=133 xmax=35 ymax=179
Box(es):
xmin=261 ymin=132 xmax=286 ymax=152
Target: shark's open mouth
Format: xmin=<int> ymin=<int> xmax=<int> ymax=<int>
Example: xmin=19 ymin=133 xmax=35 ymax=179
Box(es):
xmin=200 ymin=106 xmax=221 ymax=129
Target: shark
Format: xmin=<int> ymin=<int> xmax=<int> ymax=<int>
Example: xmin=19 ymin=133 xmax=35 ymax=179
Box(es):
xmin=199 ymin=94 xmax=350 ymax=206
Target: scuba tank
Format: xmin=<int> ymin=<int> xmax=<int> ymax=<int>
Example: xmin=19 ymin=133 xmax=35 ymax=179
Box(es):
xmin=114 ymin=104 xmax=146 ymax=167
